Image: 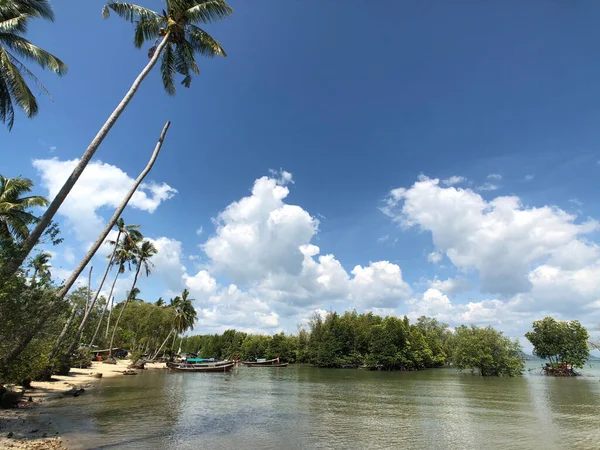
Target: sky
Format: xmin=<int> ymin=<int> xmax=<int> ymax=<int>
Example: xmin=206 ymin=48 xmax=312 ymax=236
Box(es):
xmin=3 ymin=0 xmax=600 ymax=351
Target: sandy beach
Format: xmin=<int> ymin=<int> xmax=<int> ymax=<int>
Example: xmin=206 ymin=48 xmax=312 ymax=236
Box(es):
xmin=0 ymin=360 xmax=166 ymax=449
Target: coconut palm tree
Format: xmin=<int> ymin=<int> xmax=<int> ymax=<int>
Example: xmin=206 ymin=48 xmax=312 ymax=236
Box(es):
xmin=6 ymin=0 xmax=231 ymax=275
xmin=0 ymin=0 xmax=67 ymax=129
xmin=0 ymin=175 xmax=48 ymax=242
xmin=108 ymin=239 xmax=157 ymax=358
xmin=29 ymin=251 xmax=51 ymax=284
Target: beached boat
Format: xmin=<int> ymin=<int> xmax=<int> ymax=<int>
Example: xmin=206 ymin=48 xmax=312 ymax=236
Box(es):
xmin=167 ymin=360 xmax=235 ymax=372
xmin=242 ymin=358 xmax=289 ymax=367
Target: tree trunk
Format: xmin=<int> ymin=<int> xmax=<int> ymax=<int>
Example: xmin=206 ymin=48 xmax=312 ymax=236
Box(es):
xmin=89 ymin=295 xmax=111 ymax=348
xmin=153 ymin=329 xmax=174 ymax=360
xmin=0 ymin=121 xmax=171 ymax=367
xmin=47 ymin=300 xmax=79 ymax=360
xmin=56 ymin=121 xmax=170 ymax=300
xmin=105 ymin=295 xmax=114 ymax=341
xmin=171 ymin=331 xmax=178 ymax=355
xmin=108 ymin=263 xmax=142 ymax=358
xmin=2 ymin=33 xmax=171 ymax=279
xmin=59 ymin=122 xmax=170 ymax=361
xmin=89 ymin=228 xmax=124 ymax=348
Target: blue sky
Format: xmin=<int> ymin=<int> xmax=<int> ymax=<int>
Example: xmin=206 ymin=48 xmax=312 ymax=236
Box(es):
xmin=4 ymin=1 xmax=600 ymax=349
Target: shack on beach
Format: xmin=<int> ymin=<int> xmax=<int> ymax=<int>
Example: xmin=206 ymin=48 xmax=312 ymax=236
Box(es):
xmin=90 ymin=348 xmax=128 ymax=359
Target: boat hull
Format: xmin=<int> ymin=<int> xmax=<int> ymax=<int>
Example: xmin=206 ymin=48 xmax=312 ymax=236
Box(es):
xmin=242 ymin=362 xmax=289 ymax=367
xmin=167 ymin=361 xmax=235 ymax=372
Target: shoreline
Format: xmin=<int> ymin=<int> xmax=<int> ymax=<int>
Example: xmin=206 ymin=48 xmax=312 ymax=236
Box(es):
xmin=0 ymin=360 xmax=165 ymax=449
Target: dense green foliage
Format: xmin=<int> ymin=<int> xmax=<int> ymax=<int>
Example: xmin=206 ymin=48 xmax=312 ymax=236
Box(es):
xmin=0 ymin=175 xmax=49 ymax=241
xmin=451 ymin=325 xmax=525 ymax=377
xmin=182 ymin=312 xmax=453 ymax=371
xmin=526 ymin=317 xmax=590 ymax=369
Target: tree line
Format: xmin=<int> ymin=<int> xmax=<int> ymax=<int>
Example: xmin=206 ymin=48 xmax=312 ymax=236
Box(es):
xmin=182 ymin=312 xmax=594 ymax=377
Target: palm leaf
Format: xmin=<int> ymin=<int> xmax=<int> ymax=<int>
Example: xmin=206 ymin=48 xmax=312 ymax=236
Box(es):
xmin=0 ymin=48 xmax=37 ymax=117
xmin=186 ymin=24 xmax=226 ymax=57
xmin=0 ymin=15 xmax=28 ymax=34
xmin=0 ymin=33 xmax=67 ymax=75
xmin=104 ymin=2 xmax=160 ymax=22
xmin=6 ymin=51 xmax=52 ymax=99
xmin=0 ymin=73 xmax=15 ymax=128
xmin=134 ymin=17 xmax=164 ymax=48
xmin=160 ymin=43 xmax=176 ymax=95
xmin=184 ymin=0 xmax=233 ymax=24
xmin=16 ymin=195 xmax=49 ymax=208
xmin=0 ymin=0 xmax=54 ymax=22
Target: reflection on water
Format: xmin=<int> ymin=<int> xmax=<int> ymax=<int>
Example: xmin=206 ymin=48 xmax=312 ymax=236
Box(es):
xmin=44 ymin=362 xmax=600 ymax=450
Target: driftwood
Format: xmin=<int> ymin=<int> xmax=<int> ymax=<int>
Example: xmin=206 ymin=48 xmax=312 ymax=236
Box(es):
xmin=122 ymin=370 xmax=138 ymax=376
xmin=128 ymin=359 xmax=146 ymax=370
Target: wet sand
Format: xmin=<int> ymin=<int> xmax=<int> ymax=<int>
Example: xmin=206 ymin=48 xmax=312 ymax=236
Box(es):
xmin=0 ymin=360 xmax=166 ymax=449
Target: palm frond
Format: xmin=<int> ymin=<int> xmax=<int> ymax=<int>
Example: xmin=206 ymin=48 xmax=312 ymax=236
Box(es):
xmin=15 ymin=195 xmax=49 ymax=208
xmin=104 ymin=2 xmax=160 ymax=22
xmin=0 ymin=0 xmax=54 ymax=22
xmin=0 ymin=48 xmax=37 ymax=117
xmin=0 ymin=33 xmax=67 ymax=75
xmin=6 ymin=51 xmax=51 ymax=99
xmin=184 ymin=0 xmax=233 ymax=24
xmin=0 ymin=15 xmax=28 ymax=34
xmin=160 ymin=43 xmax=176 ymax=95
xmin=0 ymin=71 xmax=15 ymax=129
xmin=134 ymin=17 xmax=164 ymax=48
xmin=186 ymin=24 xmax=226 ymax=57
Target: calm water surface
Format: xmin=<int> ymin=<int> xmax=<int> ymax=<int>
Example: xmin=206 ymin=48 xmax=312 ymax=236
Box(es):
xmin=45 ymin=362 xmax=600 ymax=449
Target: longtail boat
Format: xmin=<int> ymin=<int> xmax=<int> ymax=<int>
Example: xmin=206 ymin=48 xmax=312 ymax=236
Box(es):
xmin=167 ymin=360 xmax=235 ymax=373
xmin=242 ymin=358 xmax=289 ymax=367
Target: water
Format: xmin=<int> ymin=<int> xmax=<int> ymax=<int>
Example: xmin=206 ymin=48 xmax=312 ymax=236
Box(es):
xmin=45 ymin=362 xmax=600 ymax=449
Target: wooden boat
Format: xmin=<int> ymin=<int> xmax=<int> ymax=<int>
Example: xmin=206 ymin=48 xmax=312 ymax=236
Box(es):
xmin=242 ymin=358 xmax=289 ymax=368
xmin=167 ymin=360 xmax=235 ymax=373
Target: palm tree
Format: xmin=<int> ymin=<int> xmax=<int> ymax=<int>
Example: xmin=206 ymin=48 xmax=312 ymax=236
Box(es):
xmin=88 ymin=219 xmax=140 ymax=349
xmin=5 ymin=0 xmax=231 ymax=275
xmin=0 ymin=175 xmax=48 ymax=242
xmin=155 ymin=297 xmax=165 ymax=307
xmin=49 ymin=219 xmax=141 ymax=361
xmin=29 ymin=251 xmax=51 ymax=284
xmin=0 ymin=0 xmax=67 ymax=129
xmin=108 ymin=239 xmax=157 ymax=358
xmin=172 ymin=289 xmax=196 ymax=353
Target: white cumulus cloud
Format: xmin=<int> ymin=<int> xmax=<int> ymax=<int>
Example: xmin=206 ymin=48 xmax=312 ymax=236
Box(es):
xmin=33 ymin=158 xmax=177 ymax=242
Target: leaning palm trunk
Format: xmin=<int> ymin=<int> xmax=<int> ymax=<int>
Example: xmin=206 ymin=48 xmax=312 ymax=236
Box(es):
xmin=58 ymin=121 xmax=171 ymax=362
xmin=153 ymin=329 xmax=175 ymax=360
xmin=3 ymin=33 xmax=171 ymax=278
xmin=105 ymin=295 xmax=115 ymax=340
xmin=1 ymin=122 xmax=171 ymax=367
xmin=48 ymin=265 xmax=93 ymax=360
xmin=47 ymin=300 xmax=79 ymax=360
xmin=58 ymin=121 xmax=170 ymax=300
xmin=108 ymin=263 xmax=143 ymax=358
xmin=171 ymin=330 xmax=178 ymax=355
xmin=89 ymin=295 xmax=112 ymax=348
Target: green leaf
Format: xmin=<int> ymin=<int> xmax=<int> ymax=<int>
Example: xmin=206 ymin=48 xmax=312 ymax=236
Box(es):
xmin=160 ymin=43 xmax=176 ymax=95
xmin=0 ymin=33 xmax=67 ymax=75
xmin=105 ymin=2 xmax=160 ymax=23
xmin=186 ymin=24 xmax=226 ymax=57
xmin=184 ymin=0 xmax=233 ymax=24
xmin=134 ymin=17 xmax=164 ymax=48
